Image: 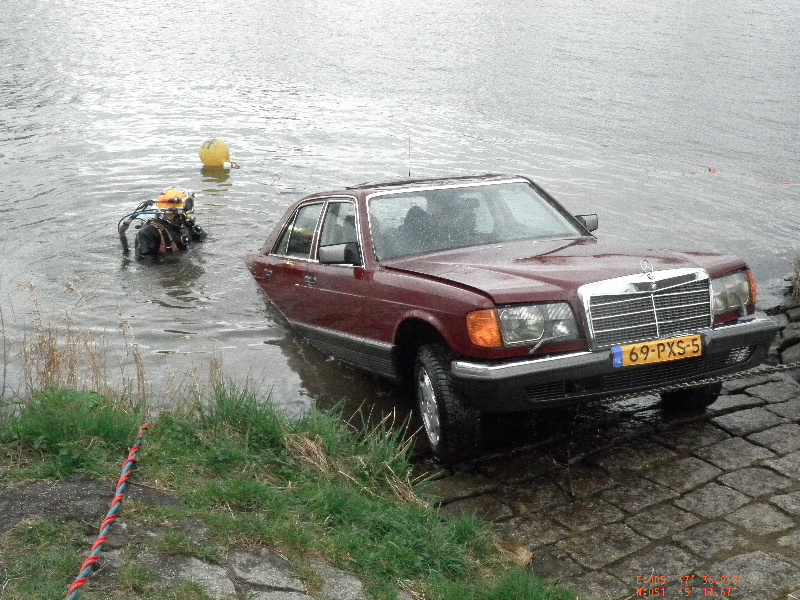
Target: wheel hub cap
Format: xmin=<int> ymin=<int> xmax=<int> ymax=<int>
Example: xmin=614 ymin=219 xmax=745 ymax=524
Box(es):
xmin=417 ymin=369 xmax=441 ymax=448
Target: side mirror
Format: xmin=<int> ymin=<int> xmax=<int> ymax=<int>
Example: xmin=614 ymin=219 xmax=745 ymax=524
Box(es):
xmin=575 ymin=214 xmax=598 ymax=232
xmin=318 ymin=242 xmax=362 ymax=265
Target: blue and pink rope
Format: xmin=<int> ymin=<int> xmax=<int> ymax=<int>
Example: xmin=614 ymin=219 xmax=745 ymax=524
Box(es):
xmin=65 ymin=423 xmax=150 ymax=599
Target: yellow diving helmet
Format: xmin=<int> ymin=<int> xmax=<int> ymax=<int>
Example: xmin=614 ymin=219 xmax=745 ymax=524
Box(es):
xmin=155 ymin=187 xmax=189 ymax=220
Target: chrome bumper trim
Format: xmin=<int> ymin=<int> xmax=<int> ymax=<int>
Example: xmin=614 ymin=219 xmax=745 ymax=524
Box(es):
xmin=451 ymin=316 xmax=780 ymax=382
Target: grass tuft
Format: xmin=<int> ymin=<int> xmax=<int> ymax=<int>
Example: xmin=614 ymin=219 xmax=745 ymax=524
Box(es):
xmin=0 ymin=518 xmax=87 ymax=599
xmin=0 ymin=388 xmax=141 ymax=477
xmin=155 ymin=531 xmax=223 ymax=563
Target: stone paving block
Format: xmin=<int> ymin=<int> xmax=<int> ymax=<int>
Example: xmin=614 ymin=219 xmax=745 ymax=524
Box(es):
xmin=782 ymin=344 xmax=800 ymax=365
xmin=549 ymin=497 xmax=625 ymax=531
xmin=718 ymin=467 xmax=791 ymax=497
xmin=318 ymin=565 xmax=365 ymax=600
xmin=782 ymin=323 xmax=800 ymax=346
xmin=708 ymin=393 xmax=764 ymax=414
xmin=747 ymin=423 xmax=800 ymax=454
xmin=674 ymin=482 xmax=750 ymax=519
xmin=417 ymin=473 xmax=497 ymax=505
xmin=747 ymin=380 xmax=800 ymax=403
xmin=764 ymin=450 xmax=800 ymax=478
xmin=592 ymin=441 xmax=677 ymax=475
xmin=503 ymin=479 xmax=569 ymax=514
xmin=493 ymin=514 xmax=569 ymax=549
xmin=607 ymin=545 xmax=697 ymax=585
xmin=613 ymin=395 xmax=663 ymax=414
xmin=711 ymin=406 xmax=784 ymax=436
xmin=778 ymin=529 xmax=800 ymax=549
xmin=601 ymin=477 xmax=678 ymax=514
xmin=555 ymin=523 xmax=649 ymax=569
xmin=137 ymin=554 xmax=237 ymax=598
xmin=478 ymin=451 xmax=554 ymax=482
xmin=251 ymin=593 xmax=313 ymax=600
xmin=527 ymin=544 xmax=585 ymax=581
xmin=625 ymin=504 xmax=700 ymax=539
xmin=766 ymin=398 xmax=800 ymax=421
xmin=552 ymin=464 xmax=618 ymax=499
xmin=653 ymin=422 xmax=729 ymax=452
xmin=694 ymin=437 xmax=775 ymax=470
xmin=179 ymin=558 xmax=238 ymax=599
xmin=231 ymin=551 xmax=305 ymax=591
xmin=770 ymin=491 xmax=800 ymax=516
xmin=672 ymin=521 xmax=749 ymax=559
xmin=725 ymin=502 xmax=795 ymax=534
xmin=722 ymin=373 xmax=785 ymax=394
xmin=439 ymin=494 xmax=513 ymax=522
xmin=646 ymin=456 xmax=722 ymax=493
xmin=560 ymin=570 xmax=630 ymax=600
xmin=707 ymin=551 xmax=800 ymax=600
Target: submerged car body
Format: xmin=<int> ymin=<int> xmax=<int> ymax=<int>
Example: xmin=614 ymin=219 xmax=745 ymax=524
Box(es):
xmin=246 ymin=174 xmax=780 ymax=462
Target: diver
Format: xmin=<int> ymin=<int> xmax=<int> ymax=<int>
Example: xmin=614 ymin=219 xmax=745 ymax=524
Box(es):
xmin=118 ymin=187 xmax=207 ymax=259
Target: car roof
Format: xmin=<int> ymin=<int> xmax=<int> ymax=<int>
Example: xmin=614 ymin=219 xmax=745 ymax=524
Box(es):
xmin=344 ymin=173 xmax=523 ymax=193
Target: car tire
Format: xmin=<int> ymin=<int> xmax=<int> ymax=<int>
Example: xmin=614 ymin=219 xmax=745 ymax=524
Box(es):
xmin=659 ymin=382 xmax=722 ymax=411
xmin=415 ymin=343 xmax=482 ymax=464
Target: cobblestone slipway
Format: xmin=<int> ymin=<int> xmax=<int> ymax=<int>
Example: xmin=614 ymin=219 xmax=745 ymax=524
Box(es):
xmin=426 ymin=372 xmax=800 ymax=600
xmin=417 ymin=298 xmax=800 ymax=600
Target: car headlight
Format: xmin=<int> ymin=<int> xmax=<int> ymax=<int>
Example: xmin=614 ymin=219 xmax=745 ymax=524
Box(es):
xmin=467 ymin=303 xmax=579 ymax=348
xmin=712 ymin=270 xmax=755 ymax=319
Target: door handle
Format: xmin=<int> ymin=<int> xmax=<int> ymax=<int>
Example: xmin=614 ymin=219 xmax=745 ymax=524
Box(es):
xmin=304 ymin=276 xmax=317 ymax=286
xmin=263 ymin=269 xmax=273 ymax=279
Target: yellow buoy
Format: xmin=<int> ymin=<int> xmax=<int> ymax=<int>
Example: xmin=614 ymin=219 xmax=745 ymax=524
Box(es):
xmin=199 ymin=139 xmax=230 ymax=168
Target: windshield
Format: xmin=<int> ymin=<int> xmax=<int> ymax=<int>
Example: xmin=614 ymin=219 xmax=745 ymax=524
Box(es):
xmin=367 ymin=181 xmax=585 ymax=260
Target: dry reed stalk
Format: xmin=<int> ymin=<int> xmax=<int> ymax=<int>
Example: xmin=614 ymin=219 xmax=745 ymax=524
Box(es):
xmin=792 ymin=253 xmax=800 ymax=297
xmin=496 ymin=540 xmax=533 ymax=567
xmin=119 ymin=319 xmax=148 ymax=404
xmin=397 ymin=580 xmax=427 ymax=600
xmin=1 ymin=296 xmax=8 ymax=396
xmin=15 ymin=282 xmax=150 ymax=406
xmin=285 ymin=433 xmax=333 ymax=474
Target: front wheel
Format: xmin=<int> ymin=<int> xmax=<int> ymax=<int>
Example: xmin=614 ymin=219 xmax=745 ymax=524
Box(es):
xmin=415 ymin=344 xmax=482 ymax=464
xmin=659 ymin=382 xmax=722 ymax=411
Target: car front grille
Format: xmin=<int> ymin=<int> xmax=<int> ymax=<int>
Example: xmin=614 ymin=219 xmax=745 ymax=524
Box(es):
xmin=585 ymin=275 xmax=712 ymax=349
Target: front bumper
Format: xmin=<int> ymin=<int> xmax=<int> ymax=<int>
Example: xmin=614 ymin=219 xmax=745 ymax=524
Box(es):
xmin=450 ymin=316 xmax=781 ymax=412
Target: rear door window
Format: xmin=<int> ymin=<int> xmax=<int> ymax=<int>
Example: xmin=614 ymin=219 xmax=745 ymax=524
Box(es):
xmin=274 ymin=203 xmax=324 ymax=258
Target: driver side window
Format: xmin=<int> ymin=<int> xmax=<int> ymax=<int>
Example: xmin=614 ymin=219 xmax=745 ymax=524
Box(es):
xmin=318 ymin=201 xmax=358 ymax=249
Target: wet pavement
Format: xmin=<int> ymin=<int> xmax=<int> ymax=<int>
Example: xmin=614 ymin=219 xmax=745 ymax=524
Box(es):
xmin=422 ymin=372 xmax=800 ymax=599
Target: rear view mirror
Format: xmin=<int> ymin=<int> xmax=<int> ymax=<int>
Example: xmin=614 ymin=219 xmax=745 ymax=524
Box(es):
xmin=575 ymin=214 xmax=599 ymax=232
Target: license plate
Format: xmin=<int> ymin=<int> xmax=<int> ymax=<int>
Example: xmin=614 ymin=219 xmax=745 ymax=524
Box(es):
xmin=612 ymin=334 xmax=703 ymax=368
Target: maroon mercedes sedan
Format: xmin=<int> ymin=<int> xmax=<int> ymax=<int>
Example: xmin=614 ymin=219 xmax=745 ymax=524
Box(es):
xmin=246 ymin=174 xmax=779 ymax=462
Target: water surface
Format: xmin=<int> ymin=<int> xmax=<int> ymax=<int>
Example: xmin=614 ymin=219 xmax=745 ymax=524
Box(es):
xmin=1 ymin=0 xmax=797 ymax=410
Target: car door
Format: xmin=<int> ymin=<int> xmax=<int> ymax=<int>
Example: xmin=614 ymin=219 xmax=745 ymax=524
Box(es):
xmin=301 ymin=199 xmax=363 ymax=335
xmin=299 ymin=199 xmax=394 ymax=375
xmin=255 ymin=202 xmax=324 ymax=323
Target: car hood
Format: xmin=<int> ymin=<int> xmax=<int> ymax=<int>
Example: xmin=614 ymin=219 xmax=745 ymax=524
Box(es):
xmin=383 ymin=237 xmax=746 ymax=304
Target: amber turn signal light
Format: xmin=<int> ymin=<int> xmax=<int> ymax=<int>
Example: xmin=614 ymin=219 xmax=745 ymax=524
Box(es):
xmin=747 ymin=269 xmax=757 ymax=309
xmin=466 ymin=309 xmax=503 ymax=348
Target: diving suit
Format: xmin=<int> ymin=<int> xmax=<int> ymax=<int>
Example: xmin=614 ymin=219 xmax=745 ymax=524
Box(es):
xmin=118 ymin=187 xmax=207 ymax=259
